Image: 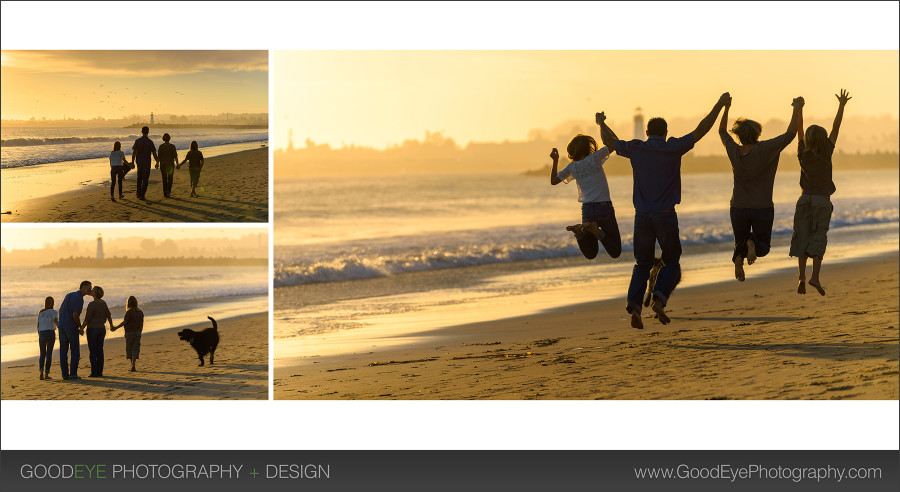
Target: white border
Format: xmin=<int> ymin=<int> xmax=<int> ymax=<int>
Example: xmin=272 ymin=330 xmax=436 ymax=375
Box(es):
xmin=2 ymin=1 xmax=899 ymax=453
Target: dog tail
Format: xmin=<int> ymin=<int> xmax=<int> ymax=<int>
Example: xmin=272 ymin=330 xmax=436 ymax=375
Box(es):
xmin=207 ymin=316 xmax=217 ymax=330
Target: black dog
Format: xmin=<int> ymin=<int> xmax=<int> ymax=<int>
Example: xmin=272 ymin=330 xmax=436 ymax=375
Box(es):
xmin=178 ymin=316 xmax=220 ymax=366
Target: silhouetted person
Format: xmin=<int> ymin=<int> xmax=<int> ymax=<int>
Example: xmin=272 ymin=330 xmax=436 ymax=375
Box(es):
xmin=81 ymin=286 xmax=114 ymax=377
xmin=109 ymin=141 xmax=127 ymax=202
xmin=791 ymin=89 xmax=851 ymax=297
xmin=112 ymin=296 xmax=144 ymax=372
xmin=131 ymin=126 xmax=158 ymax=200
xmin=549 ymin=112 xmax=622 ymax=260
xmin=719 ymin=95 xmax=803 ymax=282
xmin=157 ymin=133 xmax=179 ymax=198
xmin=58 ymin=280 xmax=92 ymax=380
xmin=36 ymin=296 xmax=58 ymax=380
xmin=178 ymin=140 xmax=205 ymax=198
xmin=600 ymin=93 xmax=729 ymax=329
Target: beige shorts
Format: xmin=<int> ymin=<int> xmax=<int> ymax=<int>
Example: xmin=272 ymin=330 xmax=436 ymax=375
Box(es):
xmin=789 ymin=194 xmax=833 ymax=258
xmin=124 ymin=332 xmax=142 ymax=359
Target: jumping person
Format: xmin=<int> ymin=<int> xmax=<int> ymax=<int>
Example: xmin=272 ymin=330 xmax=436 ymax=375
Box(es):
xmin=550 ymin=112 xmax=622 ymax=260
xmin=791 ymin=89 xmax=850 ymax=296
xmin=600 ymin=93 xmax=730 ymax=328
xmin=719 ymin=95 xmax=804 ymax=281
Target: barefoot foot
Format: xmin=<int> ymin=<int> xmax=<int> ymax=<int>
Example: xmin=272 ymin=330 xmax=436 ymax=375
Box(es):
xmin=630 ymin=311 xmax=644 ymax=330
xmin=565 ymin=224 xmax=584 ymax=237
xmin=746 ymin=239 xmax=757 ymax=265
xmin=808 ymin=279 xmax=826 ymax=296
xmin=797 ymin=280 xmax=806 ymax=294
xmin=734 ymin=259 xmax=745 ymax=282
xmin=651 ymin=299 xmax=671 ymax=325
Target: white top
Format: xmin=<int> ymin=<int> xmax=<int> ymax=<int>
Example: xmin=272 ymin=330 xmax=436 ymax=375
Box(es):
xmin=557 ymin=147 xmax=612 ymax=203
xmin=110 ymin=150 xmax=126 ymax=168
xmin=37 ymin=309 xmax=58 ymax=332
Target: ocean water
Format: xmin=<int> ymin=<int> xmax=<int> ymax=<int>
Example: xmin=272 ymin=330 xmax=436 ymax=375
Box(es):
xmin=274 ymin=169 xmax=900 ymax=288
xmin=1 ymin=126 xmax=268 ymax=169
xmin=1 ymin=265 xmax=267 ymax=321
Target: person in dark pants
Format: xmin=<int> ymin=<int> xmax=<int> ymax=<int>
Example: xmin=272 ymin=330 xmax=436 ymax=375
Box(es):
xmin=36 ymin=296 xmax=58 ymax=380
xmin=157 ymin=133 xmax=179 ymax=198
xmin=549 ymin=111 xmax=622 ymax=260
xmin=57 ymin=280 xmax=91 ymax=380
xmin=109 ymin=141 xmax=127 ymax=202
xmin=81 ymin=286 xmax=113 ymax=377
xmin=719 ymin=95 xmax=803 ymax=281
xmin=131 ymin=126 xmax=158 ymax=200
xmin=178 ymin=140 xmax=205 ymax=198
xmin=600 ymin=93 xmax=730 ymax=329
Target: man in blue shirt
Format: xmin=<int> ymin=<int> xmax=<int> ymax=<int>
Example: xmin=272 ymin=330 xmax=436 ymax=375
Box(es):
xmin=131 ymin=126 xmax=159 ymax=200
xmin=599 ymin=93 xmax=730 ymax=329
xmin=58 ymin=280 xmax=92 ymax=379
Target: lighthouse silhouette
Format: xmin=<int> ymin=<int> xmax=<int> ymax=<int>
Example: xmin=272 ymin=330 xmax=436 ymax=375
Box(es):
xmin=633 ymin=107 xmax=644 ymax=140
xmin=96 ymin=234 xmax=104 ymax=260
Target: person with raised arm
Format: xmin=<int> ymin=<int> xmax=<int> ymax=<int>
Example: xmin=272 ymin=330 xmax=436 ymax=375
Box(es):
xmin=719 ymin=95 xmax=804 ymax=281
xmin=790 ymin=89 xmax=850 ymax=296
xmin=549 ymin=111 xmax=622 ymax=261
xmin=599 ymin=93 xmax=729 ymax=329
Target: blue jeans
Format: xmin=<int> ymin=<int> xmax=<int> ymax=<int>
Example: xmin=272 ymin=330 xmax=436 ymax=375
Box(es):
xmin=38 ymin=331 xmax=55 ymax=373
xmin=576 ymin=202 xmax=623 ymax=259
xmin=58 ymin=326 xmax=80 ymax=379
xmin=86 ymin=327 xmax=106 ymax=376
xmin=730 ymin=207 xmax=774 ymax=262
xmin=627 ymin=209 xmax=682 ymax=309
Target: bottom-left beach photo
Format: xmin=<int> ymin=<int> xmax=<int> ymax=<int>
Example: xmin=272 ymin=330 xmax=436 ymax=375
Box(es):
xmin=0 ymin=226 xmax=269 ymax=400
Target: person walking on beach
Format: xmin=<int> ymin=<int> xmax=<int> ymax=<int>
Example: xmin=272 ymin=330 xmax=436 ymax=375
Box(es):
xmin=157 ymin=133 xmax=179 ymax=198
xmin=57 ymin=280 xmax=91 ymax=380
xmin=131 ymin=126 xmax=158 ymax=201
xmin=550 ymin=112 xmax=622 ymax=260
xmin=109 ymin=141 xmax=128 ymax=202
xmin=81 ymin=286 xmax=114 ymax=377
xmin=599 ymin=93 xmax=730 ymax=329
xmin=791 ymin=89 xmax=850 ymax=296
xmin=36 ymin=297 xmax=58 ymax=380
xmin=177 ymin=141 xmax=205 ymax=198
xmin=719 ymin=95 xmax=804 ymax=281
xmin=111 ymin=296 xmax=143 ymax=372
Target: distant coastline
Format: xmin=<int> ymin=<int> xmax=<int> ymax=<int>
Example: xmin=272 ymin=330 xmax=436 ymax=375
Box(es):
xmin=124 ymin=123 xmax=267 ymax=130
xmin=40 ymin=256 xmax=267 ymax=268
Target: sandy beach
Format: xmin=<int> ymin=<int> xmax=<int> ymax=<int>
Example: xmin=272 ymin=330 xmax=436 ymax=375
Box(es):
xmin=1 ymin=313 xmax=268 ymax=400
xmin=2 ymin=147 xmax=268 ymax=223
xmin=274 ymin=254 xmax=899 ymax=400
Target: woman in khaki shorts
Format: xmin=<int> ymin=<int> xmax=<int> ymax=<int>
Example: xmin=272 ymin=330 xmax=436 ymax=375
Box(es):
xmin=790 ymin=89 xmax=851 ymax=296
xmin=111 ymin=296 xmax=144 ymax=372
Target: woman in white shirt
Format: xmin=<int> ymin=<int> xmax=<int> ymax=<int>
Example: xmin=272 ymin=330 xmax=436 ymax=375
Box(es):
xmin=110 ymin=141 xmax=128 ymax=202
xmin=36 ymin=296 xmax=58 ymax=380
xmin=549 ymin=112 xmax=622 ymax=260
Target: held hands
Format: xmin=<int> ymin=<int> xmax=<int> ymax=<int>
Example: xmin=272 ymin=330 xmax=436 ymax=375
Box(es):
xmin=595 ymin=112 xmax=606 ymax=125
xmin=717 ymin=92 xmax=731 ymax=107
xmin=550 ymin=148 xmax=559 ymax=162
xmin=724 ymin=94 xmax=732 ymax=108
xmin=836 ymin=89 xmax=851 ymax=106
xmin=792 ymin=97 xmax=805 ymax=108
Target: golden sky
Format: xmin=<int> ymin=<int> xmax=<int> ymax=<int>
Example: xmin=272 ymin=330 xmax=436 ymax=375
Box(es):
xmin=1 ymin=50 xmax=268 ymax=120
xmin=1 ymin=227 xmax=265 ymax=251
xmin=275 ymin=50 xmax=899 ymax=150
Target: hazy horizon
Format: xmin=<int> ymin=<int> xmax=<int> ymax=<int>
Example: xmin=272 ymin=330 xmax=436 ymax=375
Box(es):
xmin=276 ymin=50 xmax=899 ymax=152
xmin=1 ymin=50 xmax=268 ymax=121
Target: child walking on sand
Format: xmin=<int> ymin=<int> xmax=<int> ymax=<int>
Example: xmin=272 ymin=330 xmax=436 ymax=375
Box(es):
xmin=36 ymin=297 xmax=58 ymax=380
xmin=111 ymin=296 xmax=144 ymax=372
xmin=549 ymin=112 xmax=622 ymax=260
xmin=790 ymin=89 xmax=851 ymax=296
xmin=177 ymin=141 xmax=205 ymax=198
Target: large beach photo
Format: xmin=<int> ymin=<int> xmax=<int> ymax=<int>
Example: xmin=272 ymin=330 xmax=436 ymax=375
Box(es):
xmin=1 ymin=50 xmax=269 ymax=222
xmin=273 ymin=50 xmax=898 ymax=400
xmin=1 ymin=227 xmax=269 ymax=400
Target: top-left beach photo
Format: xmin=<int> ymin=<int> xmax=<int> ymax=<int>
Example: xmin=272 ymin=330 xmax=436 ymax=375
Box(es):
xmin=1 ymin=50 xmax=268 ymax=223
